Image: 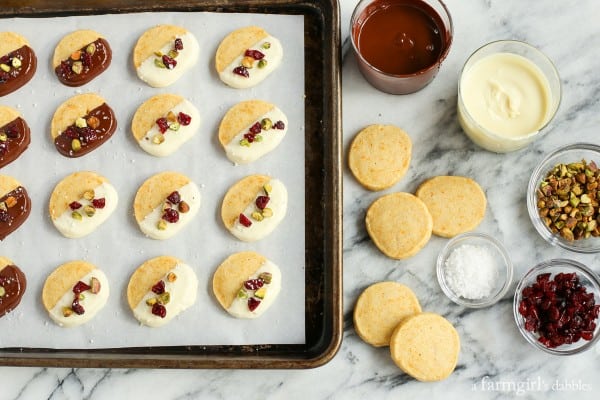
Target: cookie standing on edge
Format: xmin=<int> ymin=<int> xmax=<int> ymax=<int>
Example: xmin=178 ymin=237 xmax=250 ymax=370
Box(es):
xmin=221 ymin=174 xmax=288 ymax=242
xmin=0 ymin=257 xmax=27 ymax=318
xmin=218 ymin=99 xmax=288 ymax=164
xmin=0 ymin=175 xmax=31 ymax=241
xmin=50 ymin=93 xmax=117 ymax=158
xmin=348 ymin=124 xmax=412 ymax=191
xmin=52 ymin=30 xmax=112 ymax=87
xmin=215 ymin=26 xmax=283 ymax=89
xmin=131 ymin=94 xmax=200 ymax=157
xmin=42 ymin=260 xmax=110 ymax=328
xmin=213 ymin=251 xmax=282 ymax=319
xmin=133 ymin=172 xmax=201 ymax=240
xmin=416 ymin=175 xmax=487 ymax=238
xmin=0 ymin=32 xmax=37 ymax=96
xmin=365 ymin=192 xmax=432 ymax=259
xmin=127 ymin=256 xmax=198 ymax=327
xmin=0 ymin=105 xmax=30 ymax=169
xmin=353 ymin=282 xmax=422 ymax=347
xmin=49 ymin=171 xmax=118 ymax=238
xmin=133 ymin=25 xmax=199 ymax=88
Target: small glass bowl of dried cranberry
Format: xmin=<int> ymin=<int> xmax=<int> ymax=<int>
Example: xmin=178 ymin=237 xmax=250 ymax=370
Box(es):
xmin=513 ymin=259 xmax=600 ymax=355
xmin=527 ymin=143 xmax=600 ymax=253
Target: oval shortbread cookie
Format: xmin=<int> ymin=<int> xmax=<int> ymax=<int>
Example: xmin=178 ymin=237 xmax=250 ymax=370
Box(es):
xmin=0 ymin=175 xmax=31 ymax=241
xmin=133 ymin=25 xmax=199 ymax=88
xmin=218 ymin=100 xmax=288 ymax=164
xmin=0 ymin=105 xmax=31 ymax=168
xmin=49 ymin=171 xmax=118 ymax=238
xmin=390 ymin=312 xmax=460 ymax=382
xmin=42 ymin=260 xmax=110 ymax=328
xmin=365 ymin=192 xmax=432 ymax=259
xmin=353 ymin=282 xmax=422 ymax=347
xmin=348 ymin=124 xmax=412 ymax=191
xmin=0 ymin=257 xmax=27 ymax=318
xmin=0 ymin=32 xmax=37 ymax=96
xmin=127 ymin=256 xmax=198 ymax=327
xmin=215 ymin=26 xmax=283 ymax=89
xmin=52 ymin=30 xmax=112 ymax=87
xmin=50 ymin=93 xmax=117 ymax=158
xmin=221 ymin=174 xmax=287 ymax=242
xmin=131 ymin=94 xmax=200 ymax=157
xmin=416 ymin=176 xmax=486 ymax=238
xmin=213 ymin=251 xmax=281 ymax=319
xmin=133 ymin=172 xmax=201 ymax=240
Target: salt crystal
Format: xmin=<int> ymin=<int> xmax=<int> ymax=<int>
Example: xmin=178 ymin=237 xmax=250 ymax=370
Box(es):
xmin=444 ymin=244 xmax=498 ymax=299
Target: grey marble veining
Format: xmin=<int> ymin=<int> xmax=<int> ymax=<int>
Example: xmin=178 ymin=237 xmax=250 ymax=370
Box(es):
xmin=2 ymin=0 xmax=600 ymax=398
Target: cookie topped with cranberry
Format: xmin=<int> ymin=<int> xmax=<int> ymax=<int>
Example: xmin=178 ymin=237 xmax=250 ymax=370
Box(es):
xmin=133 ymin=25 xmax=199 ymax=88
xmin=0 ymin=106 xmax=30 ymax=169
xmin=0 ymin=175 xmax=31 ymax=241
xmin=0 ymin=32 xmax=37 ymax=97
xmin=215 ymin=26 xmax=283 ymax=89
xmin=218 ymin=99 xmax=288 ymax=164
xmin=0 ymin=256 xmax=27 ymax=318
xmin=50 ymin=93 xmax=117 ymax=158
xmin=52 ymin=30 xmax=112 ymax=87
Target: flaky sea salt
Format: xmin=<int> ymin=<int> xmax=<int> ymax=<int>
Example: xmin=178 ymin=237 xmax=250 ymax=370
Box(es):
xmin=444 ymin=244 xmax=498 ymax=299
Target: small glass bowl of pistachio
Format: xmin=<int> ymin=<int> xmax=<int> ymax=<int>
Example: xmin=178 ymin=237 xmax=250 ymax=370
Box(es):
xmin=527 ymin=143 xmax=600 ymax=253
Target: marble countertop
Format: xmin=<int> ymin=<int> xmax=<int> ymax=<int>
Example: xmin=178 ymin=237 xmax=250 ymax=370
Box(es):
xmin=2 ymin=0 xmax=600 ymax=398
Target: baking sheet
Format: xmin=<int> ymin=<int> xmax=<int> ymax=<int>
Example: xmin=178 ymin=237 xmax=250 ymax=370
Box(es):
xmin=0 ymin=11 xmax=305 ymax=348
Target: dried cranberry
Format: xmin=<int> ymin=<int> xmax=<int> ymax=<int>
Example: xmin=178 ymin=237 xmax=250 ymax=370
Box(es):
xmin=243 ymin=279 xmax=264 ymax=291
xmin=64 ymin=126 xmax=79 ymax=139
xmin=0 ymin=210 xmax=9 ymax=222
xmin=69 ymin=201 xmax=82 ymax=210
xmin=273 ymin=120 xmax=285 ymax=130
xmin=152 ymin=303 xmax=167 ymax=318
xmin=156 ymin=117 xmax=169 ymax=133
xmin=92 ymin=198 xmax=106 ymax=209
xmin=73 ymin=281 xmax=91 ymax=294
xmin=79 ymin=127 xmax=96 ymax=143
xmin=249 ymin=122 xmax=262 ymax=134
xmin=151 ymin=280 xmax=165 ymax=294
xmin=233 ymin=66 xmax=249 ymax=78
xmin=247 ymin=297 xmax=261 ymax=312
xmin=72 ymin=301 xmax=85 ymax=315
xmin=167 ymin=191 xmax=181 ymax=204
xmin=244 ymin=49 xmax=265 ymax=60
xmin=81 ymin=52 xmax=92 ymax=67
xmin=255 ymin=196 xmax=270 ymax=210
xmin=59 ymin=60 xmax=72 ymax=76
xmin=162 ymin=55 xmax=177 ymax=69
xmin=162 ymin=208 xmax=180 ymax=223
xmin=174 ymin=38 xmax=184 ymax=51
xmin=177 ymin=112 xmax=191 ymax=126
xmin=244 ymin=132 xmax=255 ymax=143
xmin=5 ymin=125 xmax=18 ymax=138
xmin=239 ymin=213 xmax=252 ymax=227
xmin=0 ymin=143 xmax=6 ymax=155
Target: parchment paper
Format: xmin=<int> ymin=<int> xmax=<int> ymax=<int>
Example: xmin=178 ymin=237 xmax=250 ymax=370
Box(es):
xmin=0 ymin=11 xmax=305 ymax=348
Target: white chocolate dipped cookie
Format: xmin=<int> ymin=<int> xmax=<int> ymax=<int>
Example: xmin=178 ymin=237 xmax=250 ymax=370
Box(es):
xmin=221 ymin=174 xmax=287 ymax=242
xmin=133 ymin=25 xmax=199 ymax=88
xmin=42 ymin=260 xmax=110 ymax=328
xmin=215 ymin=26 xmax=283 ymax=89
xmin=127 ymin=255 xmax=198 ymax=327
xmin=49 ymin=171 xmax=118 ymax=238
xmin=218 ymin=100 xmax=288 ymax=164
xmin=213 ymin=251 xmax=281 ymax=319
xmin=131 ymin=94 xmax=200 ymax=157
xmin=133 ymin=172 xmax=201 ymax=240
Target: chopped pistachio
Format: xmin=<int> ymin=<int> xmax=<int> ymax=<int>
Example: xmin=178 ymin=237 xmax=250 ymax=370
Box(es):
xmin=261 ymin=118 xmax=273 ymax=131
xmin=239 ymin=138 xmax=251 ymax=147
xmin=157 ymin=292 xmax=170 ymax=305
xmin=71 ymin=138 xmax=82 ymax=152
xmin=72 ymin=211 xmax=82 ymax=220
xmin=90 ymin=277 xmax=101 ymax=294
xmin=258 ymin=272 xmax=272 ymax=284
xmin=262 ymin=208 xmax=273 ymax=218
xmin=258 ymin=59 xmax=268 ymax=69
xmin=167 ymin=272 xmax=177 ymax=282
xmin=0 ymin=202 xmax=6 ymax=212
xmin=83 ymin=205 xmax=96 ymax=217
xmin=152 ymin=134 xmax=165 ymax=144
xmin=263 ymin=184 xmax=272 ymax=195
xmin=166 ymin=111 xmax=177 ymax=122
xmin=241 ymin=56 xmax=254 ymax=68
xmin=157 ymin=219 xmax=168 ymax=230
xmin=83 ymin=190 xmax=95 ymax=201
xmin=0 ymin=132 xmax=7 ymax=142
xmin=0 ymin=286 xmax=5 ymax=297
xmin=11 ymin=57 xmax=22 ymax=69
xmin=63 ymin=307 xmax=74 ymax=317
xmin=154 ymin=51 xmax=163 ymax=57
xmin=86 ymin=43 xmax=96 ymax=55
xmin=237 ymin=289 xmax=248 ymax=299
xmin=146 ymin=297 xmax=158 ymax=306
xmin=580 ymin=194 xmax=591 ymax=204
xmin=251 ymin=211 xmax=264 ymax=221
xmin=0 ymin=64 xmax=10 ymax=72
xmin=261 ymin=42 xmax=271 ymax=49
xmin=168 ymin=50 xmax=179 ymax=59
xmin=254 ymin=135 xmax=263 ymax=142
xmin=71 ymin=61 xmax=83 ymax=74
xmin=168 ymin=122 xmax=180 ymax=131
xmin=75 ymin=117 xmax=87 ymax=128
xmin=154 ymin=58 xmax=166 ymax=68
xmin=255 ymin=287 xmax=267 ymax=299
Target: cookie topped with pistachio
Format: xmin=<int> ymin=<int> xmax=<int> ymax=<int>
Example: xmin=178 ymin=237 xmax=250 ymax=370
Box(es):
xmin=0 ymin=105 xmax=31 ymax=169
xmin=0 ymin=175 xmax=31 ymax=241
xmin=0 ymin=32 xmax=37 ymax=96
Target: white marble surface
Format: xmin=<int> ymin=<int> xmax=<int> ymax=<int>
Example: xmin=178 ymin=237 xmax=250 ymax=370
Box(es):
xmin=2 ymin=0 xmax=600 ymax=398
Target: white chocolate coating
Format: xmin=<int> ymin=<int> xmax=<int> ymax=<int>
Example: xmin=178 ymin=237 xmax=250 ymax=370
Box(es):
xmin=227 ymin=260 xmax=281 ymax=319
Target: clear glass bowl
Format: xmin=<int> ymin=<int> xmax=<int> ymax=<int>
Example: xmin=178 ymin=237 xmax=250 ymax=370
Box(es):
xmin=436 ymin=232 xmax=513 ymax=308
xmin=513 ymin=259 xmax=600 ymax=355
xmin=527 ymin=143 xmax=600 ymax=253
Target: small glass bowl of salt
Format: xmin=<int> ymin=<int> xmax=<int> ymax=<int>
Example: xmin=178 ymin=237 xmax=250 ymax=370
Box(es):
xmin=436 ymin=232 xmax=514 ymax=308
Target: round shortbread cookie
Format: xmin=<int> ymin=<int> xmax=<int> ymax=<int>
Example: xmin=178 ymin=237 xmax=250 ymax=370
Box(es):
xmin=416 ymin=176 xmax=486 ymax=238
xmin=215 ymin=26 xmax=283 ymax=89
xmin=389 ymin=312 xmax=460 ymax=382
xmin=212 ymin=251 xmax=281 ymax=319
xmin=52 ymin=30 xmax=112 ymax=87
xmin=348 ymin=124 xmax=412 ymax=191
xmin=0 ymin=257 xmax=27 ymax=318
xmin=353 ymin=282 xmax=422 ymax=347
xmin=42 ymin=260 xmax=110 ymax=328
xmin=221 ymin=174 xmax=288 ymax=242
xmin=127 ymin=255 xmax=198 ymax=327
xmin=365 ymin=192 xmax=432 ymax=259
xmin=0 ymin=105 xmax=31 ymax=168
xmin=133 ymin=25 xmax=199 ymax=88
xmin=131 ymin=94 xmax=200 ymax=157
xmin=49 ymin=171 xmax=118 ymax=238
xmin=218 ymin=99 xmax=288 ymax=164
xmin=0 ymin=175 xmax=31 ymax=241
xmin=0 ymin=32 xmax=37 ymax=97
xmin=133 ymin=172 xmax=201 ymax=240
